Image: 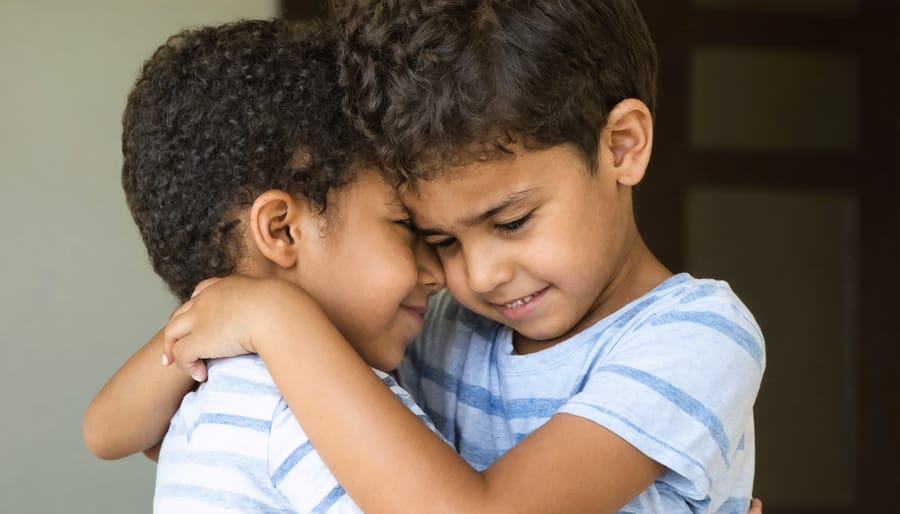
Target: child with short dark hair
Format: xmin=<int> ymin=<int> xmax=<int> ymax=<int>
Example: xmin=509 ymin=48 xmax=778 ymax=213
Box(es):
xmin=158 ymin=1 xmax=764 ymax=512
xmin=85 ymin=18 xmax=445 ymax=513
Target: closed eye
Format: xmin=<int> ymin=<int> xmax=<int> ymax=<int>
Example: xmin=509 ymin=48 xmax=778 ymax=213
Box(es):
xmin=426 ymin=236 xmax=457 ymax=249
xmin=496 ymin=212 xmax=533 ymax=233
xmin=396 ymin=218 xmax=416 ymax=232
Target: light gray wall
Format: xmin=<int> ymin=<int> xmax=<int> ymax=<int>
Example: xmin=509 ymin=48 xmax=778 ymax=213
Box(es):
xmin=0 ymin=2 xmax=276 ymax=512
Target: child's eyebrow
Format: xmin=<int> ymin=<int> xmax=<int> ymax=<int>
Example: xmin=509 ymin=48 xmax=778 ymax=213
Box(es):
xmin=459 ymin=188 xmax=537 ymax=226
xmin=418 ymin=188 xmax=537 ymax=235
xmin=386 ymin=196 xmax=407 ymax=210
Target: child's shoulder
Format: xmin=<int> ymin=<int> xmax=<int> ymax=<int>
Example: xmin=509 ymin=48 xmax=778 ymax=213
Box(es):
xmin=618 ymin=273 xmax=757 ymax=330
xmin=610 ymin=273 xmax=764 ymax=367
xmin=206 ymin=354 xmax=279 ymax=387
xmin=647 ymin=272 xmax=740 ymax=306
xmin=195 ymin=355 xmax=286 ymax=411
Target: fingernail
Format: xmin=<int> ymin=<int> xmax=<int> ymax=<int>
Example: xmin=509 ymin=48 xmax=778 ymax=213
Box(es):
xmin=161 ymin=354 xmax=169 ymax=366
xmin=192 ymin=373 xmax=203 ymax=382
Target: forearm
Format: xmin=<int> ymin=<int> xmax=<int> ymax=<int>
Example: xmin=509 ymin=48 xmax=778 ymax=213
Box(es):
xmin=255 ymin=289 xmax=493 ymax=514
xmin=83 ymin=328 xmax=194 ymax=460
xmin=167 ymin=277 xmax=658 ymax=512
xmin=257 ymin=286 xmax=660 ymax=513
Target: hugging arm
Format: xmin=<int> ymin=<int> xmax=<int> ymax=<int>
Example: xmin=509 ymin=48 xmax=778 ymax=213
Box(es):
xmin=82 ymin=327 xmax=194 ymax=461
xmin=165 ymin=276 xmax=665 ymax=514
xmin=259 ymin=339 xmax=661 ymax=514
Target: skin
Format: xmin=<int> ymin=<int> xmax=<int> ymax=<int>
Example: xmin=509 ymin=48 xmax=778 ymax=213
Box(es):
xmin=83 ymin=166 xmax=444 ymax=458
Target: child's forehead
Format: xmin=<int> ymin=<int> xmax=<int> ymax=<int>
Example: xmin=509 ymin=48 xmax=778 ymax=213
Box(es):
xmin=398 ymin=145 xmax=585 ymax=219
xmin=406 ymin=143 xmax=584 ymax=186
xmin=345 ymin=165 xmax=406 ymax=207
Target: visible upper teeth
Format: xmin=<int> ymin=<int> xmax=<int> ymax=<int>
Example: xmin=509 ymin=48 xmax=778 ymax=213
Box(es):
xmin=505 ymin=294 xmax=534 ymax=309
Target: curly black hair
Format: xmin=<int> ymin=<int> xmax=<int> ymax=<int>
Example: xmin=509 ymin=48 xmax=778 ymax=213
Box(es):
xmin=335 ymin=0 xmax=657 ymax=179
xmin=122 ymin=19 xmax=363 ymax=301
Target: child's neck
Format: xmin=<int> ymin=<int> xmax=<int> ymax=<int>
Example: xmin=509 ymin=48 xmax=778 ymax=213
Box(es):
xmin=513 ymin=334 xmax=563 ymax=355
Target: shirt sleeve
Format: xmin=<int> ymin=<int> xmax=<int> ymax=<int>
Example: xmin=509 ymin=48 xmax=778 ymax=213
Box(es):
xmin=557 ymin=289 xmax=765 ymax=500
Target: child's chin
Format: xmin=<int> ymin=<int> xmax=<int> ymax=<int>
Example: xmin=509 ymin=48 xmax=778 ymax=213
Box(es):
xmin=371 ymin=351 xmax=404 ymax=374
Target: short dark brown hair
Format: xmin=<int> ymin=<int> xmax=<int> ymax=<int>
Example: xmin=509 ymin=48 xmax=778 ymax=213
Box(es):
xmin=336 ymin=0 xmax=657 ymax=179
xmin=122 ymin=19 xmax=362 ymax=301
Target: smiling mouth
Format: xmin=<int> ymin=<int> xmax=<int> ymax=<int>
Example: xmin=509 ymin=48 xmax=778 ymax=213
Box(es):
xmin=503 ymin=294 xmax=536 ymax=309
xmin=495 ymin=287 xmax=548 ymax=309
xmin=402 ymin=305 xmax=428 ymax=319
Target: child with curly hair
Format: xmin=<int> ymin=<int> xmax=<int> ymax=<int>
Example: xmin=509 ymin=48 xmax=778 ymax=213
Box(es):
xmin=84 ymin=19 xmax=445 ymax=513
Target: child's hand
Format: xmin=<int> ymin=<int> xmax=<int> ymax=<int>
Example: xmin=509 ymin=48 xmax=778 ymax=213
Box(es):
xmin=161 ymin=275 xmax=308 ymax=382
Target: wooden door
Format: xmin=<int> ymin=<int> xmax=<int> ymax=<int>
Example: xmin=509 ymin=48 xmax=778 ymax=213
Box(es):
xmin=640 ymin=1 xmax=899 ymax=512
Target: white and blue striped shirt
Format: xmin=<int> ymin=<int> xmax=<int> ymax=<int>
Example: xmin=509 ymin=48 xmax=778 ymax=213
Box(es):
xmin=398 ymin=273 xmax=765 ymax=513
xmin=154 ymin=355 xmax=440 ymax=513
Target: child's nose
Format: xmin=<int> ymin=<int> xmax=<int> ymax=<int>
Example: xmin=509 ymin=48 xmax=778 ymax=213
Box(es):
xmin=464 ymin=242 xmax=512 ymax=294
xmin=414 ymin=239 xmax=445 ymax=292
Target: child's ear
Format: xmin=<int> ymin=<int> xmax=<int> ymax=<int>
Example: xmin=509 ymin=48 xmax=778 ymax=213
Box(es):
xmin=249 ymin=190 xmax=305 ymax=269
xmin=601 ymin=98 xmax=653 ymax=186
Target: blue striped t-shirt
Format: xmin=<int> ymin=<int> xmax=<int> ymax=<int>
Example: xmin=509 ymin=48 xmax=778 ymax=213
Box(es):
xmin=154 ymin=355 xmax=441 ymax=513
xmin=397 ymin=273 xmax=765 ymax=513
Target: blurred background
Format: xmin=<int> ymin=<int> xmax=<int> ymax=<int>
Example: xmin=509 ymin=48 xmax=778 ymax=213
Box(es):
xmin=635 ymin=2 xmax=898 ymax=513
xmin=1 ymin=0 xmax=896 ymax=513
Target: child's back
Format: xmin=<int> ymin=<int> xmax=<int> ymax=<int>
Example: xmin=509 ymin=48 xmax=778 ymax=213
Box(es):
xmin=157 ymin=355 xmax=432 ymax=512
